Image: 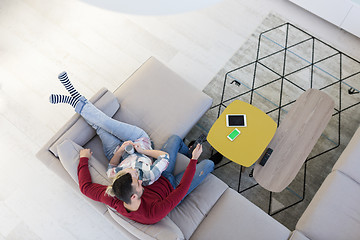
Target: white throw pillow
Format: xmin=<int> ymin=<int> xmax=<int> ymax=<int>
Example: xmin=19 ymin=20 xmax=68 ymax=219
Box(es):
xmin=57 ymin=139 xmax=110 ymax=186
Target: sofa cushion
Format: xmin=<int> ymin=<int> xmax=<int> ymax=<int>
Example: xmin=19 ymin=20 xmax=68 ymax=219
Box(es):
xmin=190 ymin=188 xmax=291 ymax=240
xmin=109 ymin=208 xmax=184 ymax=240
xmin=296 ymin=171 xmax=360 ymax=240
xmin=332 ymin=126 xmax=360 ymax=184
xmin=57 ymin=139 xmax=110 ymax=185
xmin=83 ymin=135 xmax=109 ymax=168
xmin=173 ymin=153 xmax=191 ymax=176
xmin=169 ymin=174 xmax=228 ymax=239
xmin=112 ymin=57 xmax=212 ymax=149
xmin=49 ymin=89 xmax=120 ymax=157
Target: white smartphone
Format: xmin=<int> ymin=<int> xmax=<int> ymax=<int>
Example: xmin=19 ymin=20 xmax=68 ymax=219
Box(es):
xmin=227 ymin=128 xmax=241 ymax=141
xmin=226 ymin=114 xmax=247 ymax=127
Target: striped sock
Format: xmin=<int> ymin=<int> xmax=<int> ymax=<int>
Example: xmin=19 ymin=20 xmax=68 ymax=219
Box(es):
xmin=49 ymin=94 xmax=79 ymax=108
xmin=58 ymin=71 xmax=82 ymax=101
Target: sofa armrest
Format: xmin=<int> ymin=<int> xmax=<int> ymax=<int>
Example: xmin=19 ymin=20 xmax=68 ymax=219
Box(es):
xmin=36 ymin=88 xmax=121 ymax=212
xmin=296 ymin=171 xmax=360 ymax=240
xmin=332 ymin=125 xmax=360 ymax=184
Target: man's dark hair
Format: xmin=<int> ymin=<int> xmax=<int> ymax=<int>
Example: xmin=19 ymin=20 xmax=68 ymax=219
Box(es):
xmin=112 ymin=173 xmax=134 ymax=204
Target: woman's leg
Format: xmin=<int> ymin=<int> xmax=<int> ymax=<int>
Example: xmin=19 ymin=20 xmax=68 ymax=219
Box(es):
xmin=49 ymin=72 xmax=148 ymax=160
xmin=49 ymin=72 xmax=82 ymax=108
xmin=94 ymin=127 xmax=122 ymax=160
xmin=160 ymin=135 xmax=191 ymax=188
xmin=77 ymin=98 xmax=149 ymax=141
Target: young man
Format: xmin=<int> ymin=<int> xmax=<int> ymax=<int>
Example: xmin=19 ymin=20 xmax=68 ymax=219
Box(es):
xmin=78 ymin=140 xmax=213 ymax=224
xmin=50 ymin=72 xmax=214 ymax=224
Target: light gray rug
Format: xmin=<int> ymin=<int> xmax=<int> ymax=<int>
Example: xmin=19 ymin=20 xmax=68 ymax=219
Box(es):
xmin=185 ymin=12 xmax=360 ymax=230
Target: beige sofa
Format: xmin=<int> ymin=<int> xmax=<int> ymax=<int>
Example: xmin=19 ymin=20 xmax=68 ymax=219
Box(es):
xmin=36 ymin=57 xmax=360 ymax=240
xmin=294 ymin=125 xmax=360 ymax=240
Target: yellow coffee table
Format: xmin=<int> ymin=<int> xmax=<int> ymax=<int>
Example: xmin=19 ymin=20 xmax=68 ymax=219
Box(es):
xmin=207 ymin=100 xmax=277 ymax=167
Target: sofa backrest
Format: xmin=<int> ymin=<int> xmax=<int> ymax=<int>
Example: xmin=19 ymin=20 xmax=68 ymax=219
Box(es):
xmin=111 ymin=57 xmax=213 ymax=149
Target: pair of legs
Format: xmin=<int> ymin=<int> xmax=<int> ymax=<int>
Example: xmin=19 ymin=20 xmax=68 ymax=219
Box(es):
xmin=49 ymin=72 xmax=149 ymax=161
xmin=76 ymin=97 xmax=149 ymax=160
xmin=161 ymin=135 xmax=214 ymax=198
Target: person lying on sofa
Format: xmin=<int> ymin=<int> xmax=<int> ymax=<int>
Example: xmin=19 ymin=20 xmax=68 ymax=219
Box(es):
xmin=50 ymin=72 xmax=214 ymax=224
xmin=50 ymin=71 xmax=170 ymax=186
xmin=79 ymin=138 xmax=213 ymax=224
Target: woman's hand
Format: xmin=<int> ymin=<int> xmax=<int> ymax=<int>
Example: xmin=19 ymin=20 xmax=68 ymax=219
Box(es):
xmin=191 ymin=144 xmax=203 ymax=160
xmin=117 ymin=141 xmax=133 ymax=154
xmin=133 ymin=142 xmax=145 ymax=154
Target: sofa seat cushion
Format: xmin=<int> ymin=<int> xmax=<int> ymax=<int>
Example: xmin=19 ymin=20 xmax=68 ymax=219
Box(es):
xmin=332 ymin=126 xmax=360 ymax=184
xmin=168 ymin=174 xmax=228 ymax=239
xmin=112 ymin=57 xmax=212 ymax=149
xmin=49 ymin=89 xmax=120 ymax=157
xmin=57 ymin=139 xmax=111 ymax=214
xmin=296 ymin=171 xmax=360 ymax=240
xmin=109 ymin=208 xmax=184 ymax=240
xmin=190 ymin=188 xmax=291 ymax=240
xmin=84 ymin=136 xmax=109 ymax=168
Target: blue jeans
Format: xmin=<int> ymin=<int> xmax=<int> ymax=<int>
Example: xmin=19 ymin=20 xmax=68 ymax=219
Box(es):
xmin=161 ymin=135 xmax=214 ymax=199
xmin=76 ymin=97 xmax=149 ymax=160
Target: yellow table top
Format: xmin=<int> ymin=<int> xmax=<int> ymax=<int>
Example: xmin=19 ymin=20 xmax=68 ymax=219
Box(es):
xmin=207 ymin=100 xmax=277 ymax=167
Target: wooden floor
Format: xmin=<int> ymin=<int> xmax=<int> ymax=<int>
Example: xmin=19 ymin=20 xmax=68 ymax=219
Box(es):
xmin=1 ymin=0 xmax=360 ymax=239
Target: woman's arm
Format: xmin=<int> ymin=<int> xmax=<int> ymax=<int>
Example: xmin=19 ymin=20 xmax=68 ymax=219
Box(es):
xmin=109 ymin=141 xmax=133 ymax=166
xmin=147 ymin=154 xmax=170 ymax=185
xmin=134 ymin=143 xmax=168 ymax=159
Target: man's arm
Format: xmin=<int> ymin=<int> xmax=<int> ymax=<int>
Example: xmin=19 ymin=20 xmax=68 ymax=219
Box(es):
xmin=148 ymin=144 xmax=203 ymax=221
xmin=78 ymin=149 xmax=121 ymax=208
xmin=158 ymin=144 xmax=202 ymax=207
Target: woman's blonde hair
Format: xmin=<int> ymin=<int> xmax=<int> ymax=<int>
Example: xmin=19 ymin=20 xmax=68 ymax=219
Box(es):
xmin=105 ymin=170 xmax=128 ymax=197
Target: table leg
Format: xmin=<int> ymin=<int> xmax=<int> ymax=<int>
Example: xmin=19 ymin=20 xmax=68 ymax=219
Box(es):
xmin=238 ymin=165 xmax=243 ymax=192
xmin=268 ymin=192 xmax=272 ymax=214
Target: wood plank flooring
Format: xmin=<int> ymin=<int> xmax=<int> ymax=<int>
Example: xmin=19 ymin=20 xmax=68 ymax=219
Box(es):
xmin=1 ymin=0 xmax=360 ymax=238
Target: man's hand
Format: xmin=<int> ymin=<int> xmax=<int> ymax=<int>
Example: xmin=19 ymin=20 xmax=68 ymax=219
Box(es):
xmin=80 ymin=149 xmax=92 ymax=159
xmin=191 ymin=144 xmax=203 ymax=160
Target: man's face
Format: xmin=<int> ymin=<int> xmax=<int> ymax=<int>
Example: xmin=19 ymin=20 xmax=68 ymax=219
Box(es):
xmin=125 ymin=168 xmax=144 ymax=198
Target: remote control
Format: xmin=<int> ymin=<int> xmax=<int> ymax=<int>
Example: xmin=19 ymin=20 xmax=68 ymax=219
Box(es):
xmin=189 ymin=134 xmax=207 ymax=153
xmin=259 ymin=148 xmax=273 ymax=166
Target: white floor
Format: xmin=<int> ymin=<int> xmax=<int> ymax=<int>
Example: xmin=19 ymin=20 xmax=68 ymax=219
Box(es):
xmin=1 ymin=0 xmax=359 ymax=239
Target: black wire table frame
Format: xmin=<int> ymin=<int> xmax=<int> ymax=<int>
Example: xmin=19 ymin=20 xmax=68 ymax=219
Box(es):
xmin=211 ymin=22 xmax=360 ymax=216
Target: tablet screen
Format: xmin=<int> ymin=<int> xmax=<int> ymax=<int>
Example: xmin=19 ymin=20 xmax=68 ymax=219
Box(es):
xmin=227 ymin=114 xmax=247 ymax=127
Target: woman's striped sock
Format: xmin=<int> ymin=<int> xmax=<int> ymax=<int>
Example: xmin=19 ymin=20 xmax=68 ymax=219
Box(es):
xmin=49 ymin=94 xmax=79 ymax=108
xmin=58 ymin=71 xmax=81 ymax=101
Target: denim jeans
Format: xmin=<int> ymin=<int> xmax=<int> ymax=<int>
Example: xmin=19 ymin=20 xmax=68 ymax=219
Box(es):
xmin=76 ymin=97 xmax=149 ymax=160
xmin=161 ymin=135 xmax=214 ymax=199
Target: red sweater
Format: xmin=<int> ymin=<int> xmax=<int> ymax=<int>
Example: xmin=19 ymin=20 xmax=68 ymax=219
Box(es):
xmin=77 ymin=157 xmax=197 ymax=224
